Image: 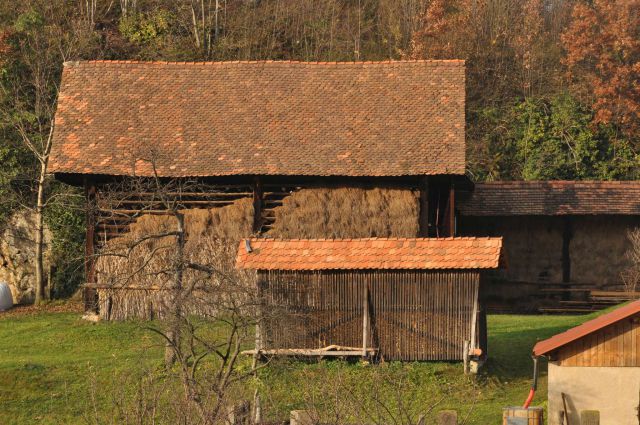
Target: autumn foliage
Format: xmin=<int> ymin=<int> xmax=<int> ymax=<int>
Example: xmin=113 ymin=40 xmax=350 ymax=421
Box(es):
xmin=562 ymin=0 xmax=640 ymax=137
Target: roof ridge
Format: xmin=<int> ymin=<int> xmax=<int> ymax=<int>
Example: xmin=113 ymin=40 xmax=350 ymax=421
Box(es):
xmin=64 ymin=59 xmax=465 ymax=67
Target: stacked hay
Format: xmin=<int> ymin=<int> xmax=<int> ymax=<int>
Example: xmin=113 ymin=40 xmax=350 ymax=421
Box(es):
xmin=267 ymin=188 xmax=419 ymax=238
xmin=95 ymin=198 xmax=254 ymax=320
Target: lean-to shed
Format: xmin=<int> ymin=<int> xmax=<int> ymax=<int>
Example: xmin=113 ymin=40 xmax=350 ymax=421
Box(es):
xmin=236 ymin=237 xmax=503 ymax=362
xmin=533 ymin=300 xmax=640 ymax=425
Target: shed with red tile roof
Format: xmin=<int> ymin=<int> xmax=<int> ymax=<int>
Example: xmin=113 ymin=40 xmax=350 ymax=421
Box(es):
xmin=236 ymin=237 xmax=502 ymax=362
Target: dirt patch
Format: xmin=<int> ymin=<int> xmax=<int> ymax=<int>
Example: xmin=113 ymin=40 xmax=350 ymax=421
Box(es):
xmin=0 ymin=301 xmax=83 ymax=319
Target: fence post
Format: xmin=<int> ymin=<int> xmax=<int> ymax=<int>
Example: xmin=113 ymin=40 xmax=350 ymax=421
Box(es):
xmin=463 ymin=340 xmax=470 ymax=374
xmin=437 ymin=410 xmax=458 ymax=425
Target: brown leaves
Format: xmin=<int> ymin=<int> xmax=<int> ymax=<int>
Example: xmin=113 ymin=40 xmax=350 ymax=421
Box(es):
xmin=0 ymin=29 xmax=13 ymax=66
xmin=562 ymin=0 xmax=640 ymax=136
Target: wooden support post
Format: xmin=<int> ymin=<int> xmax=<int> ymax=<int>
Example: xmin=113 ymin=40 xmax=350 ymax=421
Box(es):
xmin=253 ymin=276 xmax=263 ymax=368
xmin=252 ymin=176 xmax=263 ymax=234
xmin=362 ymin=282 xmax=370 ymax=358
xmin=562 ymin=216 xmax=572 ymax=283
xmin=469 ymin=281 xmax=479 ymax=354
xmin=418 ymin=176 xmax=429 ymax=237
xmin=448 ymin=179 xmax=455 ymax=237
xmin=84 ymin=178 xmax=97 ymax=313
xmin=463 ymin=340 xmax=470 ymax=374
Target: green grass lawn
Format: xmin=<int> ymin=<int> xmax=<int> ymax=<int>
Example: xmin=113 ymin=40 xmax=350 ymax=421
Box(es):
xmin=0 ymin=305 xmax=601 ymax=424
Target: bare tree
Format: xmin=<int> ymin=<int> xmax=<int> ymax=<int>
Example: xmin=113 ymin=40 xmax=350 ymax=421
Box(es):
xmin=91 ymin=157 xmax=270 ymax=423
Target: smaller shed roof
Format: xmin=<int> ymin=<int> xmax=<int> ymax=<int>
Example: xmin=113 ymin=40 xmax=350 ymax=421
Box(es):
xmin=458 ymin=180 xmax=640 ymax=216
xmin=533 ymin=300 xmax=640 ymax=357
xmin=235 ymin=237 xmax=503 ymax=271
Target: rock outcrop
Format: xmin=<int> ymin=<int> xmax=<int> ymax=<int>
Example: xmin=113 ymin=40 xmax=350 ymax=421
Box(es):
xmin=0 ymin=211 xmax=51 ymax=304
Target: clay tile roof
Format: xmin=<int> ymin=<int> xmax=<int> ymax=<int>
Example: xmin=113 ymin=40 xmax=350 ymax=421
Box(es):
xmin=458 ymin=180 xmax=640 ymax=216
xmin=235 ymin=237 xmax=503 ymax=271
xmin=50 ymin=60 xmax=466 ymax=178
xmin=533 ymin=300 xmax=640 ymax=357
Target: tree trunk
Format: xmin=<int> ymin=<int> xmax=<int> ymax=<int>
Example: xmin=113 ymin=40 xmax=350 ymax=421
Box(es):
xmin=165 ymin=211 xmax=185 ymax=369
xmin=33 ymin=160 xmax=47 ymax=305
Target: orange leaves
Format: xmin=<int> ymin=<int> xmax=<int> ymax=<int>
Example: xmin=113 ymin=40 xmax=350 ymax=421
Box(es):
xmin=562 ymin=0 xmax=640 ymax=136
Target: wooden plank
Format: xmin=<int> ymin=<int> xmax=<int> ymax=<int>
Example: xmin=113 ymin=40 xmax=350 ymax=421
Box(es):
xmin=562 ymin=216 xmax=572 ymax=284
xmin=418 ymin=176 xmax=429 ymax=237
xmin=362 ymin=281 xmax=370 ymax=357
xmin=252 ymin=177 xmax=263 ymax=234
xmin=448 ymin=180 xmax=455 ymax=237
xmin=84 ymin=177 xmax=97 ymax=312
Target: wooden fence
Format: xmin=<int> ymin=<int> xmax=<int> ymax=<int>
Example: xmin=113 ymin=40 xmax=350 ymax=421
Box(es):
xmin=259 ymin=269 xmax=485 ymax=361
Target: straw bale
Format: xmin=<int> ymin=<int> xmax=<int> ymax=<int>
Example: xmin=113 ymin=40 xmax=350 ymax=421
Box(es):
xmin=267 ymin=188 xmax=419 ymax=238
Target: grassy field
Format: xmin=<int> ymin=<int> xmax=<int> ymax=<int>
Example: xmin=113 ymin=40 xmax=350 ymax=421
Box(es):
xmin=0 ymin=303 xmax=600 ymax=424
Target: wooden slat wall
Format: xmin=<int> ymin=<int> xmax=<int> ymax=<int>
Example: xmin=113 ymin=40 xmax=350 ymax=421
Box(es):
xmin=259 ymin=269 xmax=480 ymax=361
xmin=556 ymin=315 xmax=640 ymax=366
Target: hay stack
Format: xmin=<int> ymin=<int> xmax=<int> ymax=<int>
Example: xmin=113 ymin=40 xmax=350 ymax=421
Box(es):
xmin=95 ymin=198 xmax=254 ymax=320
xmin=267 ymin=188 xmax=419 ymax=239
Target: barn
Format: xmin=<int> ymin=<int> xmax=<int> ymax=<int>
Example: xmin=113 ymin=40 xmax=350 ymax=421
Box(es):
xmin=236 ymin=237 xmax=503 ymax=361
xmin=533 ymin=300 xmax=640 ymax=425
xmin=48 ymin=59 xmax=468 ymax=314
xmin=46 ymin=59 xmax=640 ymax=319
xmin=458 ymin=181 xmax=640 ymax=312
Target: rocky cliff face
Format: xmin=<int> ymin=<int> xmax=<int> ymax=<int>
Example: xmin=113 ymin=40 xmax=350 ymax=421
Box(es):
xmin=0 ymin=212 xmax=51 ymax=304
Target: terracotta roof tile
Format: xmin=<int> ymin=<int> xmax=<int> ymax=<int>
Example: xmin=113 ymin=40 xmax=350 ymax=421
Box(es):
xmin=50 ymin=60 xmax=465 ymax=178
xmin=458 ymin=180 xmax=640 ymax=216
xmin=236 ymin=237 xmax=502 ymax=271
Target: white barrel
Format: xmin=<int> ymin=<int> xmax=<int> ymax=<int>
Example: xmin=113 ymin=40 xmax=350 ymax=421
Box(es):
xmin=0 ymin=282 xmax=13 ymax=311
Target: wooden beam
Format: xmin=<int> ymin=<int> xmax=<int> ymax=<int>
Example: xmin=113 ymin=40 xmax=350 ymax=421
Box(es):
xmin=362 ymin=282 xmax=370 ymax=357
xmin=252 ymin=177 xmax=263 ymax=234
xmin=448 ymin=180 xmax=455 ymax=237
xmin=418 ymin=176 xmax=429 ymax=237
xmin=84 ymin=177 xmax=98 ymax=312
xmin=562 ymin=216 xmax=573 ymax=283
xmin=242 ymin=348 xmax=377 ymax=357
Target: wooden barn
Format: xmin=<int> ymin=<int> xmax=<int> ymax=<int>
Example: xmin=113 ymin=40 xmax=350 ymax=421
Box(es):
xmin=533 ymin=300 xmax=640 ymax=425
xmin=236 ymin=237 xmax=503 ymax=361
xmin=458 ymin=181 xmax=640 ymax=312
xmin=48 ymin=59 xmax=469 ymax=314
xmin=46 ymin=59 xmax=640 ymax=319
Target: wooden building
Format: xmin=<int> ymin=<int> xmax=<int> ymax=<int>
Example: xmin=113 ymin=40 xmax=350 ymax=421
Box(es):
xmin=458 ymin=181 xmax=640 ymax=312
xmin=533 ymin=300 xmax=640 ymax=425
xmin=48 ymin=59 xmax=468 ymax=313
xmin=47 ymin=59 xmax=640 ymax=318
xmin=236 ymin=237 xmax=503 ymax=361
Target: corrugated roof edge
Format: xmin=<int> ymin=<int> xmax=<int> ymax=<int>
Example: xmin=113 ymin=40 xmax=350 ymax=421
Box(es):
xmin=532 ymin=299 xmax=640 ymax=357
